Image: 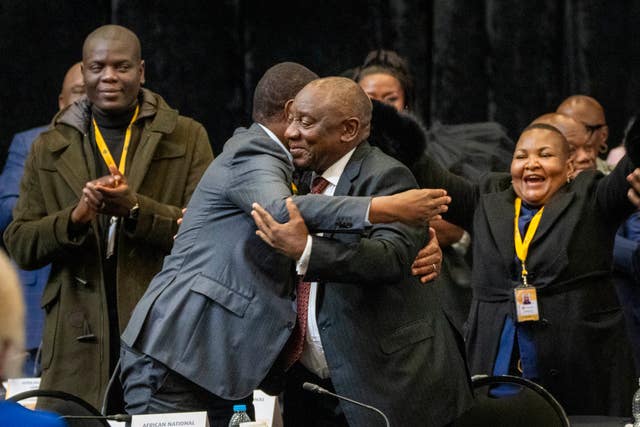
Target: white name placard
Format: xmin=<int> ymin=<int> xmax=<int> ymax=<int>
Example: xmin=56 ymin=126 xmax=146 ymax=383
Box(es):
xmin=253 ymin=390 xmax=282 ymax=427
xmin=130 ymin=411 xmax=209 ymax=427
xmin=5 ymin=377 xmax=41 ymax=408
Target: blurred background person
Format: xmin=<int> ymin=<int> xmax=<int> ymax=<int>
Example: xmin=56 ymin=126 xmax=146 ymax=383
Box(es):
xmin=0 ymin=62 xmax=85 ymax=378
xmin=556 ymin=97 xmax=640 ymax=374
xmin=350 ymin=49 xmax=514 ymax=330
xmin=556 ymin=95 xmax=611 ymax=174
xmin=0 ymin=249 xmax=67 ymax=426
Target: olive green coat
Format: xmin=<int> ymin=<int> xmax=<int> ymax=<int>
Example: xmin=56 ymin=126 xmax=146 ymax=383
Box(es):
xmin=3 ymin=89 xmax=213 ymax=410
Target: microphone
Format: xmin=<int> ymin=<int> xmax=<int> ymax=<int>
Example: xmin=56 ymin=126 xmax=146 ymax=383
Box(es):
xmin=60 ymin=413 xmax=132 ymax=422
xmin=302 ymin=382 xmax=390 ymax=427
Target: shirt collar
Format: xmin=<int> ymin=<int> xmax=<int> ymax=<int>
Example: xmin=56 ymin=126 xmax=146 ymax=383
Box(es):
xmin=315 ymin=147 xmax=357 ymax=187
xmin=257 ymin=123 xmax=292 ymax=163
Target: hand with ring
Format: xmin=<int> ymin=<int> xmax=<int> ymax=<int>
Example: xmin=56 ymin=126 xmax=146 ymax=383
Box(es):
xmin=411 ymin=227 xmax=443 ymax=284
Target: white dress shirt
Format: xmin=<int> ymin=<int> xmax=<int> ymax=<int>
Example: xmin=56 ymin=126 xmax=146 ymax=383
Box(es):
xmin=296 ymin=147 xmax=357 ymax=379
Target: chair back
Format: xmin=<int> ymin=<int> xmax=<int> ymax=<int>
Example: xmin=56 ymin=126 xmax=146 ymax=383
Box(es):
xmin=453 ymin=375 xmax=570 ymax=427
xmin=7 ymin=389 xmax=110 ymax=427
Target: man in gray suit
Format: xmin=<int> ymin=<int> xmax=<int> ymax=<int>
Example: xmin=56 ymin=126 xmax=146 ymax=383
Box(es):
xmin=252 ymin=77 xmax=473 ymax=427
xmin=120 ymin=63 xmax=451 ymax=426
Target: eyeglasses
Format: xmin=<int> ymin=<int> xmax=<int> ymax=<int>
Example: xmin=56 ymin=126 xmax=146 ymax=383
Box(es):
xmin=583 ymin=123 xmax=607 ymax=134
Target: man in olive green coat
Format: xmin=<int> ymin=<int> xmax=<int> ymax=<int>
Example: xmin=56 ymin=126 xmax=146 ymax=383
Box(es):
xmin=3 ymin=25 xmax=213 ymax=412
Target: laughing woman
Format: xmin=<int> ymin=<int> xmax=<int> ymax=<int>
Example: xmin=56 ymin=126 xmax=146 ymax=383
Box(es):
xmin=415 ymin=122 xmax=640 ymax=416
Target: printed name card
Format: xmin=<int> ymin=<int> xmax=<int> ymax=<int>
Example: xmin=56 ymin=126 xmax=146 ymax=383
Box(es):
xmin=5 ymin=377 xmax=41 ymax=408
xmin=131 ymin=411 xmax=209 ymax=427
xmin=253 ymin=390 xmax=283 ymax=427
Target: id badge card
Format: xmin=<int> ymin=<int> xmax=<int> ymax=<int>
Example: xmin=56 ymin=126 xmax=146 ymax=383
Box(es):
xmin=514 ymin=286 xmax=539 ymax=322
xmin=106 ymin=216 xmax=118 ymax=259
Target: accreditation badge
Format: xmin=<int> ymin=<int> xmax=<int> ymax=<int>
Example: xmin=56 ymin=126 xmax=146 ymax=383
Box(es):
xmin=514 ymin=286 xmax=539 ymax=322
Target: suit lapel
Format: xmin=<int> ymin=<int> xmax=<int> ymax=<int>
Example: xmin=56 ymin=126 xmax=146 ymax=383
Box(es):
xmin=530 ymin=188 xmax=574 ymax=245
xmin=128 ymin=128 xmax=161 ymax=193
xmin=483 ymin=188 xmax=517 ymax=271
xmin=482 ymin=185 xmax=575 ymax=271
xmin=334 ymin=143 xmax=369 ymax=196
xmin=128 ymin=104 xmax=179 ymax=193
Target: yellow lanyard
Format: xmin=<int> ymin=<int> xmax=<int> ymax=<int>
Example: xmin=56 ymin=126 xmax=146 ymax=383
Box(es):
xmin=92 ymin=104 xmax=140 ymax=174
xmin=514 ymin=197 xmax=544 ymax=285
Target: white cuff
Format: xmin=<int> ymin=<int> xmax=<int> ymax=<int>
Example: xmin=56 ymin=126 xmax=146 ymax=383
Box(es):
xmin=296 ymin=235 xmax=313 ymax=275
xmin=364 ymin=201 xmax=372 ymax=226
xmin=451 ymin=230 xmax=471 ymax=256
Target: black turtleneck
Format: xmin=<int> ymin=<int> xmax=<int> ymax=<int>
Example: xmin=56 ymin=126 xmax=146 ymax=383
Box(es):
xmin=90 ymin=104 xmax=139 ymax=175
xmin=88 ymin=102 xmax=140 ymax=374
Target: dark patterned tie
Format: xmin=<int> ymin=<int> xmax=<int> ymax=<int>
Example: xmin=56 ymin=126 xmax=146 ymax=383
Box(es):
xmin=280 ymin=176 xmax=331 ymax=370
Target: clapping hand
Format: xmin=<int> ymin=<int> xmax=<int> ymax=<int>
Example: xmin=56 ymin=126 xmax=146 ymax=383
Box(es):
xmin=94 ymin=165 xmax=138 ymax=217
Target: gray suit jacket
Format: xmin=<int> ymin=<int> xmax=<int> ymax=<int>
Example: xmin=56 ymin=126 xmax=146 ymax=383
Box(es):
xmin=304 ymin=142 xmax=473 ymax=427
xmin=121 ymin=123 xmax=371 ymax=399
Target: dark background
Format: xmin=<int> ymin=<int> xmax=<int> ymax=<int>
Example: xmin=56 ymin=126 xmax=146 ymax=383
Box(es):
xmin=1 ymin=0 xmax=639 ymax=162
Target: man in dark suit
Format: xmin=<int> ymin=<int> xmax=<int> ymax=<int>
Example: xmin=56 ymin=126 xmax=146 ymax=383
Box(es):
xmin=252 ymin=77 xmax=473 ymax=427
xmin=120 ymin=63 xmax=451 ymax=427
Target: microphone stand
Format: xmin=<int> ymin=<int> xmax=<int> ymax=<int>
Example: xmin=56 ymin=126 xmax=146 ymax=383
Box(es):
xmin=302 ymin=382 xmax=390 ymax=427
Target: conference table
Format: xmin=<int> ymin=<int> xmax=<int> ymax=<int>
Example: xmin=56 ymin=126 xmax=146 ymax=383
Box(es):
xmin=569 ymin=415 xmax=633 ymax=426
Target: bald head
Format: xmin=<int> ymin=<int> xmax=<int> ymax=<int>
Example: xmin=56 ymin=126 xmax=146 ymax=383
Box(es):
xmin=82 ymin=25 xmax=145 ymax=113
xmin=532 ymin=112 xmax=595 ymax=175
xmin=304 ymin=76 xmax=373 ymax=139
xmin=557 ymin=95 xmax=606 ymax=127
xmin=58 ymin=62 xmax=85 ymax=110
xmin=557 ymin=95 xmax=608 ymax=156
xmin=285 ymin=77 xmax=373 ymax=173
xmin=83 ymin=25 xmax=141 ymax=62
xmin=531 ymin=113 xmax=583 ymax=146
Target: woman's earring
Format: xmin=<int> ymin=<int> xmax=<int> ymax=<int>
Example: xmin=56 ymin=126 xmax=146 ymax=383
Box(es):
xmin=599 ymin=142 xmax=609 ymax=154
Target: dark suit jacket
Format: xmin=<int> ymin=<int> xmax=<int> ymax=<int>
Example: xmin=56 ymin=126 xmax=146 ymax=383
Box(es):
xmin=122 ymin=123 xmax=372 ymax=399
xmin=303 ymin=142 xmax=473 ymax=427
xmin=415 ymin=153 xmax=638 ymax=416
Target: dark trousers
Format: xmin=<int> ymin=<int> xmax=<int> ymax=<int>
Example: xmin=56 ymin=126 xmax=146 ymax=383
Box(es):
xmin=120 ymin=343 xmax=254 ymax=427
xmin=283 ymin=362 xmax=348 ymax=427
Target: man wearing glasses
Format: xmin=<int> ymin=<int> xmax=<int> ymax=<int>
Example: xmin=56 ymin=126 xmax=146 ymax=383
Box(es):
xmin=558 ymin=94 xmax=640 ymax=376
xmin=557 ymin=95 xmax=611 ymax=175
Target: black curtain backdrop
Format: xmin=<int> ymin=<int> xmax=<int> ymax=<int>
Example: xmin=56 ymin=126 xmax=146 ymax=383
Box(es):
xmin=2 ymin=0 xmax=640 ymax=162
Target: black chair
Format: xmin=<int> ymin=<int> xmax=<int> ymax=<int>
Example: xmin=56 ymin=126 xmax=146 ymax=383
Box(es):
xmin=7 ymin=389 xmax=110 ymax=427
xmin=452 ymin=375 xmax=570 ymax=427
